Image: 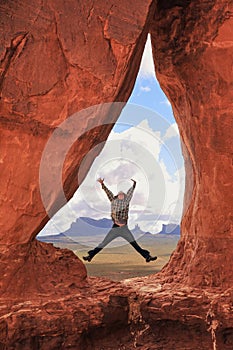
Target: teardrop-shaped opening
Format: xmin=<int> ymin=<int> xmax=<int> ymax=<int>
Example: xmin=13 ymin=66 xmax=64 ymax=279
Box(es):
xmin=38 ymin=34 xmax=185 ymax=281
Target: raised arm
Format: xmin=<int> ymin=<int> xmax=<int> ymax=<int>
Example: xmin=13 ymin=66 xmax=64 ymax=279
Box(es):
xmin=126 ymin=179 xmax=136 ymax=203
xmin=97 ymin=178 xmax=114 ymax=202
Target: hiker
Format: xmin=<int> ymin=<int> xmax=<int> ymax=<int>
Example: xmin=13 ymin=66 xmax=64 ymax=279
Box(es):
xmin=83 ymin=178 xmax=157 ymax=263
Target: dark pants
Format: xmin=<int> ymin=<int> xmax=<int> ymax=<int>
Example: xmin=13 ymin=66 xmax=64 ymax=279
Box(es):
xmin=88 ymin=223 xmax=150 ymax=259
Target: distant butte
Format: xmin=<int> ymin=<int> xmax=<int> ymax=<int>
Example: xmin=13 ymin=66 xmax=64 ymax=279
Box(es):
xmin=0 ymin=0 xmax=232 ymax=349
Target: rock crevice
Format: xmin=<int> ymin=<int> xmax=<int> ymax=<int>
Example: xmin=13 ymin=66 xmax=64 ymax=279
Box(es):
xmin=0 ymin=32 xmax=28 ymax=96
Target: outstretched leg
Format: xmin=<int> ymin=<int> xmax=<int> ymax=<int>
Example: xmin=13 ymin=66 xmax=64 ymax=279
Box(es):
xmin=119 ymin=226 xmax=157 ymax=262
xmin=83 ymin=226 xmax=118 ymax=262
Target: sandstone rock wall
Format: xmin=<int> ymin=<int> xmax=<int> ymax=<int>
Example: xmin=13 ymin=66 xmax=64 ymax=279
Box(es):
xmin=0 ymin=0 xmax=233 ymax=349
xmin=150 ymin=0 xmax=233 ymax=288
xmin=0 ymin=0 xmax=154 ymax=245
xmin=0 ymin=0 xmax=154 ymax=296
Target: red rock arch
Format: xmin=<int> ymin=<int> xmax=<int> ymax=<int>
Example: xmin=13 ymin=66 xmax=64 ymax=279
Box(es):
xmin=150 ymin=1 xmax=233 ymax=288
xmin=0 ymin=0 xmax=233 ymax=348
xmin=0 ymin=0 xmax=155 ymax=298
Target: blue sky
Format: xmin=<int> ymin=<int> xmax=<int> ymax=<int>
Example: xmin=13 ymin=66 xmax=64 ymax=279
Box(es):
xmin=114 ymin=34 xmax=175 ymax=130
xmin=39 ymin=35 xmax=185 ymax=237
xmin=113 ymin=34 xmax=183 ymax=179
xmin=117 ymin=75 xmax=174 ymax=128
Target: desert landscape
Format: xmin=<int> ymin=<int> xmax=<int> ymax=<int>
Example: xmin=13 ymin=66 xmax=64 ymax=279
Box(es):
xmin=80 ymin=237 xmax=179 ymax=280
xmin=39 ymin=228 xmax=180 ymax=281
xmin=0 ymin=0 xmax=233 ymax=349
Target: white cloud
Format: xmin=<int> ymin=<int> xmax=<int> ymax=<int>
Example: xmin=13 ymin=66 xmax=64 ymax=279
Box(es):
xmin=163 ymin=123 xmax=179 ymax=141
xmin=138 ymin=34 xmax=156 ymax=79
xmin=40 ymin=119 xmax=185 ymax=236
xmin=140 ymin=86 xmax=151 ymax=92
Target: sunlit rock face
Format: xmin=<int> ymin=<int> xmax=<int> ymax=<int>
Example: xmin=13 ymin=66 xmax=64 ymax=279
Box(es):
xmin=0 ymin=0 xmax=233 ymax=349
xmin=150 ymin=0 xmax=233 ymax=288
xmin=0 ymin=0 xmax=154 ymax=297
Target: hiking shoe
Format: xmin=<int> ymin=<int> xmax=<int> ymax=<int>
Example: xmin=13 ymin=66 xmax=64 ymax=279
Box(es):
xmin=83 ymin=255 xmax=92 ymax=262
xmin=145 ymin=255 xmax=157 ymax=263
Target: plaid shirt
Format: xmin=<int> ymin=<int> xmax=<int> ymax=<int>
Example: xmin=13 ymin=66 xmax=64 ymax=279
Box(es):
xmin=102 ymin=183 xmax=135 ymax=225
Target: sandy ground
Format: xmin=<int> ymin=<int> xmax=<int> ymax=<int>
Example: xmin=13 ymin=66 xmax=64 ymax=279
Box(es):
xmin=75 ymin=235 xmax=180 ymax=281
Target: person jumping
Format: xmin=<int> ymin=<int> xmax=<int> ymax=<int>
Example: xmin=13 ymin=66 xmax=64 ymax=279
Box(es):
xmin=83 ymin=178 xmax=157 ymax=263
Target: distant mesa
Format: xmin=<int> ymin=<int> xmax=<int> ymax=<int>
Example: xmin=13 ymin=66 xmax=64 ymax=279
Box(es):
xmin=38 ymin=217 xmax=180 ymax=244
xmin=78 ymin=217 xmax=113 ymax=228
xmin=38 ymin=232 xmax=76 ymax=244
xmin=38 ymin=217 xmax=113 ymax=244
xmin=131 ymin=223 xmax=146 ymax=236
xmin=158 ymin=223 xmax=180 ymax=235
xmin=64 ymin=216 xmax=113 ymax=236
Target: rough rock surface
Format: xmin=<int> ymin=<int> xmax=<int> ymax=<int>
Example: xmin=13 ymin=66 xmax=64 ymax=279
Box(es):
xmin=0 ymin=0 xmax=233 ymax=349
xmin=0 ymin=278 xmax=136 ymax=350
xmin=123 ymin=275 xmax=233 ymax=350
xmin=0 ymin=0 xmax=154 ymax=295
xmin=150 ymin=0 xmax=233 ymax=288
xmin=0 ymin=240 xmax=87 ymax=299
xmin=0 ymin=276 xmax=233 ymax=349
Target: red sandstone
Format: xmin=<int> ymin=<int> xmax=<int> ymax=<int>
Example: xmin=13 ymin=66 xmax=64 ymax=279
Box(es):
xmin=0 ymin=0 xmax=232 ymax=349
